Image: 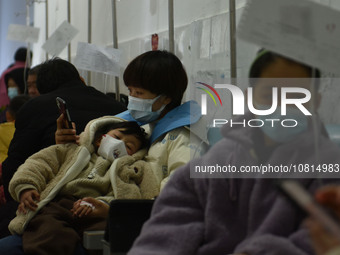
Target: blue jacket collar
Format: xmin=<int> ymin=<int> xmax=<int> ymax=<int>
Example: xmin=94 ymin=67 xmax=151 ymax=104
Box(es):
xmin=115 ymin=111 xmax=145 ymax=125
xmin=115 ymin=101 xmax=202 ymax=144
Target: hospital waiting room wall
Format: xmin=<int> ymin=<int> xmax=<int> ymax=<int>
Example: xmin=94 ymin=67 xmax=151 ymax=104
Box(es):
xmin=22 ymin=0 xmax=340 ymax=124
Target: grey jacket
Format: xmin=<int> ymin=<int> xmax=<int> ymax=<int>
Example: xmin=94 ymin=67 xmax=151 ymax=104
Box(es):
xmin=128 ymin=116 xmax=340 ymax=255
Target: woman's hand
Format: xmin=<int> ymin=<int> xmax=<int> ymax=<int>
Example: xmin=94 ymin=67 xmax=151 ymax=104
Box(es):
xmin=55 ymin=114 xmax=79 ymax=144
xmin=18 ymin=189 xmax=40 ymax=214
xmin=306 ymin=218 xmax=340 ymax=255
xmin=71 ymin=197 xmax=110 ymax=219
xmin=305 ymin=185 xmax=340 ymax=255
xmin=315 ymin=185 xmax=340 ymax=217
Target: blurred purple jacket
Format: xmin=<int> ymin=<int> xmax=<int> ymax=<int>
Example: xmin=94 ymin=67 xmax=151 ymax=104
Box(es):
xmin=128 ymin=116 xmax=340 ymax=255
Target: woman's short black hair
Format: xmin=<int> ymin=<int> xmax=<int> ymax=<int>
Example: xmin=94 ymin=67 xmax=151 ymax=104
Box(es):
xmin=249 ymin=49 xmax=321 ymax=89
xmin=93 ymin=121 xmax=149 ymax=151
xmin=123 ymin=50 xmax=188 ymax=111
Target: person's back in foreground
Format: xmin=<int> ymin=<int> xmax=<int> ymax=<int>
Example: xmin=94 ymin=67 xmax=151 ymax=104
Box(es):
xmin=127 ymin=50 xmax=340 ymax=255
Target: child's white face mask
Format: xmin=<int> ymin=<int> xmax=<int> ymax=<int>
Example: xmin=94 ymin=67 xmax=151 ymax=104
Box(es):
xmin=97 ymin=135 xmax=128 ymax=161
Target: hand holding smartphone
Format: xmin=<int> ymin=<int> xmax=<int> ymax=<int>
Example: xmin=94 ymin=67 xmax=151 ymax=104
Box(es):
xmin=277 ymin=180 xmax=340 ymax=240
xmin=56 ymin=97 xmax=73 ymax=129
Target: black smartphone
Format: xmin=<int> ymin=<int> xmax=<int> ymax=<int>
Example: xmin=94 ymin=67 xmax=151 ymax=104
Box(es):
xmin=277 ymin=180 xmax=340 ymax=240
xmin=56 ymin=97 xmax=72 ymax=129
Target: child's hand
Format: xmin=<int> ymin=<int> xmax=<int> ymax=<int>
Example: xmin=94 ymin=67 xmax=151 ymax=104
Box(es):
xmin=71 ymin=199 xmax=94 ymax=218
xmin=18 ymin=189 xmax=40 ymax=214
xmin=71 ymin=197 xmax=109 ymax=218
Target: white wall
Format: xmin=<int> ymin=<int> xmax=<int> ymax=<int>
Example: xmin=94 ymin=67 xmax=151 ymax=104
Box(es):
xmin=0 ymin=0 xmax=32 ymax=73
xmin=31 ymin=0 xmax=340 ymax=98
xmin=32 ymin=0 xmax=251 ymax=94
xmin=33 ymin=0 xmax=234 ymax=61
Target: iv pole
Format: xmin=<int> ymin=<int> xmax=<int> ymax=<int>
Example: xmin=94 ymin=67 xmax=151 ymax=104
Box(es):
xmin=25 ymin=0 xmax=32 ymax=67
xmin=67 ymin=0 xmax=71 ymax=61
xmin=45 ymin=0 xmax=48 ymax=60
xmin=229 ymin=0 xmax=237 ymax=80
xmin=87 ymin=0 xmax=92 ymax=85
xmin=168 ymin=0 xmax=175 ymax=53
xmin=111 ymin=0 xmax=120 ymax=101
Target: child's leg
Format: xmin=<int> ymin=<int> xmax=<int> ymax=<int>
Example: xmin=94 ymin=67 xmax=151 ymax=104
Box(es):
xmin=22 ymin=196 xmax=80 ymax=255
xmin=22 ymin=196 xmax=107 ymax=255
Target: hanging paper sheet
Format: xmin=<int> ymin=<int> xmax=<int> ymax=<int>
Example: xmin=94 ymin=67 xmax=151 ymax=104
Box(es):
xmin=7 ymin=24 xmax=40 ymax=43
xmin=74 ymin=42 xmax=122 ymax=77
xmin=42 ymin=21 xmax=79 ymax=56
xmin=238 ymin=0 xmax=340 ymax=75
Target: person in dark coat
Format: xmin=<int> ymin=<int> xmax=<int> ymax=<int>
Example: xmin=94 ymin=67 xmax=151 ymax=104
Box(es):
xmin=0 ymin=58 xmax=126 ymax=238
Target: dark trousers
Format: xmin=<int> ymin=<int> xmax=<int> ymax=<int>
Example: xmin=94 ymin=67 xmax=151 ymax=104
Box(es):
xmin=22 ymin=196 xmax=106 ymax=255
xmin=0 ymin=200 xmax=18 ymax=238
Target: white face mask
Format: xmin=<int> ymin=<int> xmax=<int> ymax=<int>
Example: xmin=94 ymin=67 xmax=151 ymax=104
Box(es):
xmin=97 ymin=135 xmax=128 ymax=161
xmin=256 ymin=104 xmax=308 ymax=143
xmin=8 ymin=87 xmax=19 ymax=100
xmin=127 ymin=95 xmax=166 ymax=123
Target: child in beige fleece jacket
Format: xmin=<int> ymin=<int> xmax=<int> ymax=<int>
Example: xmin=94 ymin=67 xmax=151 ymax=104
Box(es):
xmin=5 ymin=116 xmax=158 ymax=255
xmin=17 ymin=119 xmax=148 ymax=216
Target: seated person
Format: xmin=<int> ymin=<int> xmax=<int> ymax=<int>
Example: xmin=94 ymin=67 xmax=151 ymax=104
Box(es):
xmin=127 ymin=50 xmax=340 ymax=255
xmin=0 ymin=47 xmax=31 ymax=123
xmin=1 ymin=50 xmax=205 ymax=255
xmin=0 ymin=117 xmax=151 ymax=255
xmin=2 ymin=58 xmax=126 ymax=203
xmin=0 ymin=95 xmax=31 ymax=206
xmin=4 ymin=68 xmax=29 ymax=100
xmin=0 ymin=58 xmax=126 ymax=240
xmin=56 ymin=50 xmax=206 ymax=191
xmin=26 ymin=65 xmax=41 ymax=98
xmin=0 ymin=95 xmax=31 ymax=163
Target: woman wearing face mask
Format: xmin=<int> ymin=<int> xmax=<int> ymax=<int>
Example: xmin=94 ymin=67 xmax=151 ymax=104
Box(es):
xmin=126 ymin=50 xmax=340 ymax=255
xmin=5 ymin=68 xmax=29 ymax=100
xmin=248 ymin=49 xmax=323 ymax=151
xmin=0 ymin=48 xmax=32 ymax=123
xmin=56 ymin=50 xmax=205 ymax=190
